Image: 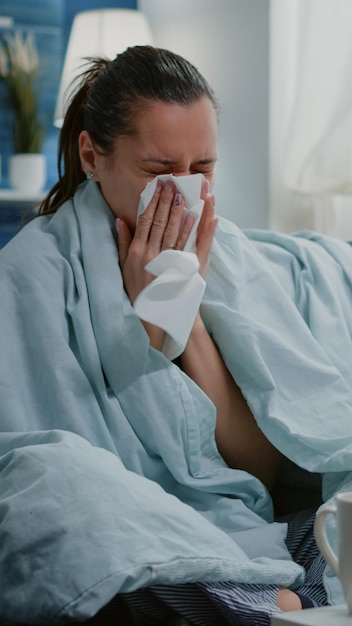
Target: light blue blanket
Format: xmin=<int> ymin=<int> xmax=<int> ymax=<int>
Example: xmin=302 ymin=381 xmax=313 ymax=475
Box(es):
xmin=1 ymin=180 xmax=352 ymax=622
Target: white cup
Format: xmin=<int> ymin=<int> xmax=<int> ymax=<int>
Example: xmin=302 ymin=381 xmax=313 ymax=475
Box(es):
xmin=314 ymin=492 xmax=352 ymax=613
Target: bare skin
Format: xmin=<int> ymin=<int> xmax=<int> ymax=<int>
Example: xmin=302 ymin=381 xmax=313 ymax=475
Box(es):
xmin=79 ymin=97 xmax=302 ymax=612
xmin=180 ymin=314 xmax=284 ymax=492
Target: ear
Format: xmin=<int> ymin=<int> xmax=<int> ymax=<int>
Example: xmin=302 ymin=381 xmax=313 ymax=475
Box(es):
xmin=78 ymin=130 xmax=96 ymax=177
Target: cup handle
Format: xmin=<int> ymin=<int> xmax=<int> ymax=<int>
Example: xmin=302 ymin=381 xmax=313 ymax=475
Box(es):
xmin=313 ymin=506 xmax=339 ymax=575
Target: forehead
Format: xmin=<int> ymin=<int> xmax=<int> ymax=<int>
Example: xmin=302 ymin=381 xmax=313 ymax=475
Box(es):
xmin=132 ymin=97 xmax=218 ymax=154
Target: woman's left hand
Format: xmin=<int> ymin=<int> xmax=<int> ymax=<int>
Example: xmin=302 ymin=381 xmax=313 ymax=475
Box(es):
xmin=116 ymin=179 xmax=190 ymax=305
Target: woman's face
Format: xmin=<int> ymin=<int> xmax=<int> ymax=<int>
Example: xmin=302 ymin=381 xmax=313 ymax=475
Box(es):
xmin=80 ymin=96 xmax=218 ymax=233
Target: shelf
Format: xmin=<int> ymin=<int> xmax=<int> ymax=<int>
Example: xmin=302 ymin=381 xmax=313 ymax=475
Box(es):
xmin=0 ymin=189 xmax=46 ymax=203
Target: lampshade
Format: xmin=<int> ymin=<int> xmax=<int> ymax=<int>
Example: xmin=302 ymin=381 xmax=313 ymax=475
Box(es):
xmin=54 ymin=9 xmax=154 ymax=127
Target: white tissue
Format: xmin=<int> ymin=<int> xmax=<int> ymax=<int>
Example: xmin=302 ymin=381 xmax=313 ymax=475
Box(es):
xmin=134 ymin=174 xmax=206 ymax=360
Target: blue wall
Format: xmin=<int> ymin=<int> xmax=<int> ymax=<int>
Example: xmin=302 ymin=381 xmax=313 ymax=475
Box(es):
xmin=0 ymin=0 xmax=137 ymax=248
xmin=0 ymin=0 xmax=137 ymax=190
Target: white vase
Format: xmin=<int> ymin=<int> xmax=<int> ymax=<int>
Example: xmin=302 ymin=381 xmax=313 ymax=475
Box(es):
xmin=9 ymin=153 xmax=46 ymax=193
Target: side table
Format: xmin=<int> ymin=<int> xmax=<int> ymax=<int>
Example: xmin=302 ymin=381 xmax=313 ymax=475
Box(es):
xmin=271 ymin=604 xmax=351 ymax=625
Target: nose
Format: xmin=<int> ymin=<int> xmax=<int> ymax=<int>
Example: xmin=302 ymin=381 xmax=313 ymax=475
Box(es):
xmin=171 ymin=170 xmax=193 ymax=177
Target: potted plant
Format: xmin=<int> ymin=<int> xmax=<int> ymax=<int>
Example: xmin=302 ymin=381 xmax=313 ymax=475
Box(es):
xmin=0 ymin=30 xmax=46 ymax=192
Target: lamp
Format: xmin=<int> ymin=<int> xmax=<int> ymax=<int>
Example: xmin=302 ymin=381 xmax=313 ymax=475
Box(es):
xmin=54 ymin=9 xmax=154 ymax=127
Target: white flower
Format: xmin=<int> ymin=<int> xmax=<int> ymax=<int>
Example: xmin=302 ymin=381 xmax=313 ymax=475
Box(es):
xmin=0 ymin=44 xmax=9 ymax=77
xmin=0 ymin=30 xmax=43 ymax=153
xmin=26 ymin=32 xmax=39 ymax=73
xmin=2 ymin=31 xmax=39 ymax=75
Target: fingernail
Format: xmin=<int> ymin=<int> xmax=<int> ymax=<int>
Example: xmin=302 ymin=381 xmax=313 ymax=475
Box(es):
xmin=184 ymin=212 xmax=195 ymax=226
xmin=204 ymin=178 xmax=209 ymax=194
xmin=115 ymin=218 xmax=120 ymax=233
xmin=174 ymin=193 xmax=182 ymax=206
xmin=164 ymin=179 xmax=174 ymax=193
xmin=155 ymin=179 xmax=163 ymax=193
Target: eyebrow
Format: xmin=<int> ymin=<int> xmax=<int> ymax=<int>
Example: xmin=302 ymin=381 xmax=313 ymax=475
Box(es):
xmin=141 ymin=157 xmax=218 ymax=166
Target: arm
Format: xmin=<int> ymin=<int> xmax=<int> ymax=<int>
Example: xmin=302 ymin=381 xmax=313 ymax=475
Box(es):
xmin=180 ymin=194 xmax=283 ymax=491
xmin=180 ymin=314 xmax=283 ymax=492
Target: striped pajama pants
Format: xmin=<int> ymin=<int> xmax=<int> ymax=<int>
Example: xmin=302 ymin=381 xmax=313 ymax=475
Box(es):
xmin=97 ymin=508 xmax=328 ymax=625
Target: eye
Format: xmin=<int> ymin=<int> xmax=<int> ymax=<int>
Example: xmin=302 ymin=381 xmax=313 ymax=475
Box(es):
xmin=190 ymin=161 xmax=217 ymax=176
xmin=144 ymin=168 xmax=172 ymax=177
xmin=191 ymin=167 xmax=215 ymax=177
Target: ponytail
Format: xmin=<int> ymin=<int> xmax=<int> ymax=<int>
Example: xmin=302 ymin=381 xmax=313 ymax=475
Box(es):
xmin=38 ymin=58 xmax=109 ymax=215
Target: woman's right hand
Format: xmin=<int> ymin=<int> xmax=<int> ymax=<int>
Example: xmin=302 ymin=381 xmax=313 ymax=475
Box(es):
xmin=116 ymin=179 xmax=196 ymax=349
xmin=116 ymin=179 xmax=189 ymax=305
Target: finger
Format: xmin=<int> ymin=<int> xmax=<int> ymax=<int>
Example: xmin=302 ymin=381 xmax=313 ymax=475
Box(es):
xmin=200 ymin=177 xmax=210 ymax=200
xmin=115 ymin=218 xmax=132 ymax=269
xmin=175 ymin=178 xmax=211 ymax=252
xmin=134 ymin=179 xmax=164 ymax=243
xmin=196 ymin=195 xmax=217 ymax=277
xmin=175 ymin=211 xmax=196 ymax=250
xmin=160 ymin=192 xmax=185 ymax=249
xmin=148 ymin=179 xmax=177 ymax=247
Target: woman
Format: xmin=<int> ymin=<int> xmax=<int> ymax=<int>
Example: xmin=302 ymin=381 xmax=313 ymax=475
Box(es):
xmin=43 ymin=46 xmax=284 ymax=493
xmin=1 ymin=45 xmax=351 ymax=625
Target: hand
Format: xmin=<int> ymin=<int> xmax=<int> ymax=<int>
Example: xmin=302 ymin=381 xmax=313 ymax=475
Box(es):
xmin=277 ymin=588 xmax=303 ymax=611
xmin=116 ymin=178 xmax=217 ymax=304
xmin=116 ymin=178 xmax=195 ymax=304
xmin=116 ymin=178 xmax=217 ymax=350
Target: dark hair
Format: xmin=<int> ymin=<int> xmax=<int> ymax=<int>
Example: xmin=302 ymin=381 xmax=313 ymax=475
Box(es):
xmin=38 ymin=45 xmax=218 ymax=215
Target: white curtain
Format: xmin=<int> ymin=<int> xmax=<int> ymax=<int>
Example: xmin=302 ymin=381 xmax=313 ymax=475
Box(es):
xmin=270 ymin=0 xmax=352 ymax=237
